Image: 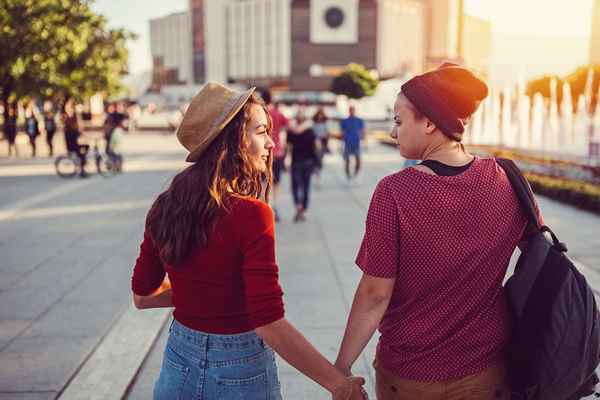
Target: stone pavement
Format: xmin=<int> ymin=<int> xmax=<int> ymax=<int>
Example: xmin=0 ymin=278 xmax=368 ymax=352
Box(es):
xmin=1 ymin=132 xmax=599 ymax=399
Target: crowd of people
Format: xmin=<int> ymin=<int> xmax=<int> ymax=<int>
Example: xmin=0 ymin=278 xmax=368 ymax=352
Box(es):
xmin=2 ymin=99 xmax=131 ymax=177
xmin=258 ymin=88 xmax=367 ymax=223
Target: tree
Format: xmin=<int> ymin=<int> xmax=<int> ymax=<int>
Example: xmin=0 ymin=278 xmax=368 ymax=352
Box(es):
xmin=0 ymin=0 xmax=135 ymax=137
xmin=330 ymin=63 xmax=379 ymax=99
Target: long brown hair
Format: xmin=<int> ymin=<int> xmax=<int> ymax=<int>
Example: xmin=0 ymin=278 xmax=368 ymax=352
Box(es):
xmin=146 ymin=94 xmax=272 ymax=266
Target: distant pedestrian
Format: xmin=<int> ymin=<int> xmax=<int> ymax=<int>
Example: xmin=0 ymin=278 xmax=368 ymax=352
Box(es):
xmin=312 ymin=108 xmax=330 ymax=185
xmin=130 ymin=82 xmax=366 ymax=400
xmin=4 ymin=104 xmax=18 ymax=157
xmin=43 ymin=102 xmax=57 ymax=157
xmin=24 ymin=104 xmax=40 ymax=157
xmin=104 ymin=102 xmax=127 ymax=154
xmin=340 ymin=106 xmax=365 ymax=183
xmin=258 ymin=88 xmax=288 ymax=222
xmin=107 ymin=118 xmax=125 ymax=172
xmin=63 ymin=99 xmax=88 ymax=178
xmin=287 ymin=110 xmax=318 ymax=222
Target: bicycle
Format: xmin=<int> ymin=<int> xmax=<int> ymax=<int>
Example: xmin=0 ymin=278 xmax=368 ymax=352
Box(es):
xmin=54 ymin=139 xmax=116 ymax=178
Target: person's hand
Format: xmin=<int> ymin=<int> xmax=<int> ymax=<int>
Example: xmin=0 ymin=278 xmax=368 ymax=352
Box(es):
xmin=334 ymin=362 xmax=352 ymax=378
xmin=331 ymin=376 xmax=368 ymax=400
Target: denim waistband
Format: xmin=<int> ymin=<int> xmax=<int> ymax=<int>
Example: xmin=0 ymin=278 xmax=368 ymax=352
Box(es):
xmin=169 ymin=319 xmax=265 ymax=351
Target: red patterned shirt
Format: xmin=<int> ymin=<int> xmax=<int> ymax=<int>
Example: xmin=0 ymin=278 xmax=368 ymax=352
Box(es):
xmin=356 ymin=157 xmax=540 ymax=381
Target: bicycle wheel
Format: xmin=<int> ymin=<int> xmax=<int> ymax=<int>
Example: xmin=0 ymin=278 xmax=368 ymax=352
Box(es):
xmin=96 ymin=154 xmax=116 ymax=177
xmin=55 ymin=155 xmax=78 ymax=178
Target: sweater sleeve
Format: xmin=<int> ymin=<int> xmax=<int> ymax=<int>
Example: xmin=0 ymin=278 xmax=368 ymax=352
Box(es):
xmin=356 ymin=179 xmax=400 ymax=278
xmin=131 ymin=230 xmax=166 ymax=296
xmin=239 ymin=200 xmax=285 ymax=329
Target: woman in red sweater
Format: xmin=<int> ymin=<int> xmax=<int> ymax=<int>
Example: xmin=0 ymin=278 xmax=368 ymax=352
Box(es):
xmin=334 ymin=64 xmax=542 ymax=399
xmin=131 ymin=83 xmax=366 ymax=400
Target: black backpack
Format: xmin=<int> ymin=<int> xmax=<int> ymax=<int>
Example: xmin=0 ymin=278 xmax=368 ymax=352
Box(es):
xmin=497 ymin=158 xmax=600 ymax=400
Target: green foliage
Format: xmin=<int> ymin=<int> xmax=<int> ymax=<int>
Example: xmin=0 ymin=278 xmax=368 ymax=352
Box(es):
xmin=0 ymin=0 xmax=136 ymax=104
xmin=330 ymin=63 xmax=379 ymax=99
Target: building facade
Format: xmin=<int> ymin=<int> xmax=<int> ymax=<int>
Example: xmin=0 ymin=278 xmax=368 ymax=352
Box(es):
xmin=461 ymin=14 xmax=491 ymax=77
xmin=149 ymin=11 xmax=193 ymax=88
xmin=290 ymin=0 xmax=377 ymax=91
xmin=423 ymin=0 xmax=464 ymax=69
xmin=591 ymin=0 xmax=600 ymax=65
xmin=195 ymin=0 xmax=478 ymax=91
xmin=377 ymin=0 xmax=425 ymax=78
xmin=227 ymin=0 xmax=291 ymax=87
xmin=190 ymin=0 xmax=206 ymax=84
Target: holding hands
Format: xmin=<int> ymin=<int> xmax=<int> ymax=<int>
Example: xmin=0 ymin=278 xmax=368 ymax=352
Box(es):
xmin=332 ymin=375 xmax=368 ymax=400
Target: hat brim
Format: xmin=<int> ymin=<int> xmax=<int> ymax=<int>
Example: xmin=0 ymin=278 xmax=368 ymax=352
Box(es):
xmin=184 ymin=87 xmax=256 ymax=162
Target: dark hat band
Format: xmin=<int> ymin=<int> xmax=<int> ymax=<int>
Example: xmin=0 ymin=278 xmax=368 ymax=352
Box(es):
xmin=401 ymin=78 xmax=464 ymax=141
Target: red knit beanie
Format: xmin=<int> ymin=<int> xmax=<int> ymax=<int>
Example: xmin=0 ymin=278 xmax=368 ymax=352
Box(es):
xmin=401 ymin=63 xmax=488 ymax=141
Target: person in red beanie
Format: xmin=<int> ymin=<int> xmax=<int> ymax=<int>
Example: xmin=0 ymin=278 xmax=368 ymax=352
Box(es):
xmin=334 ymin=63 xmax=544 ymax=399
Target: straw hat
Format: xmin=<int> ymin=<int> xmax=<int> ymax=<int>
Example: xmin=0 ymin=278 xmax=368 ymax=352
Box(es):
xmin=176 ymin=82 xmax=256 ymax=162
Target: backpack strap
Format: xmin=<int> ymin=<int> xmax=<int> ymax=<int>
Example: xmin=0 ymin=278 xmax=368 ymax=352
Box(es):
xmin=495 ymin=158 xmax=541 ymax=229
xmin=496 ymin=158 xmax=568 ymax=252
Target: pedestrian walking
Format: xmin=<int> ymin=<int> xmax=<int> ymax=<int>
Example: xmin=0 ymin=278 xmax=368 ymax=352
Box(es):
xmin=131 ymin=83 xmax=366 ymax=400
xmin=334 ymin=63 xmax=544 ymax=400
xmin=24 ymin=104 xmax=40 ymax=157
xmin=287 ymin=109 xmax=318 ymax=222
xmin=43 ymin=102 xmax=57 ymax=157
xmin=63 ymin=99 xmax=88 ymax=178
xmin=107 ymin=118 xmax=125 ymax=172
xmin=340 ymin=106 xmax=365 ymax=184
xmin=258 ymin=88 xmax=289 ymax=222
xmin=4 ymin=104 xmax=19 ymax=157
xmin=312 ymin=107 xmax=330 ymax=185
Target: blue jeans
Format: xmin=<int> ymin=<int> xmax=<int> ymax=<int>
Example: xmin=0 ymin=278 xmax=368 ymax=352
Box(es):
xmin=154 ymin=319 xmax=282 ymax=400
xmin=291 ymin=159 xmax=314 ymax=210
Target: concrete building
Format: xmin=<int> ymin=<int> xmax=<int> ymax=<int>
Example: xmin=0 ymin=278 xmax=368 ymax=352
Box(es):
xmin=291 ymin=0 xmax=425 ymax=91
xmin=591 ymin=0 xmax=600 ymax=65
xmin=227 ymin=0 xmax=292 ymax=87
xmin=377 ymin=0 xmax=425 ymax=78
xmin=149 ymin=11 xmax=193 ymax=88
xmin=201 ymin=0 xmax=291 ymax=87
xmin=423 ymin=0 xmax=464 ymax=69
xmin=190 ymin=0 xmax=206 ymax=84
xmin=195 ymin=0 xmax=473 ymax=91
xmin=461 ymin=14 xmax=492 ymax=77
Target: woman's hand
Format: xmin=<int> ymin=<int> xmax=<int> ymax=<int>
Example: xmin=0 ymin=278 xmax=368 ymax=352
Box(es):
xmin=133 ymin=276 xmax=173 ymax=309
xmin=331 ymin=376 xmax=368 ymax=400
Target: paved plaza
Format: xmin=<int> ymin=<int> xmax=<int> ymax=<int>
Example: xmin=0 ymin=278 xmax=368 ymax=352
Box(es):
xmin=0 ymin=131 xmax=599 ymax=399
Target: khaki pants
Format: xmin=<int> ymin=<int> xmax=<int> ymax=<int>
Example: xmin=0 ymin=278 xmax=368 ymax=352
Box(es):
xmin=374 ymin=359 xmax=510 ymax=400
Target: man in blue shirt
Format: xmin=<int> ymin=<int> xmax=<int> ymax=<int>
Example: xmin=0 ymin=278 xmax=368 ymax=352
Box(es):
xmin=340 ymin=106 xmax=365 ymax=182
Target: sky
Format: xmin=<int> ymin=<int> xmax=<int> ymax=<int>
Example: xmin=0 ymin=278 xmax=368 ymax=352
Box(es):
xmin=464 ymin=0 xmax=593 ymax=36
xmin=91 ymin=0 xmax=595 ymax=85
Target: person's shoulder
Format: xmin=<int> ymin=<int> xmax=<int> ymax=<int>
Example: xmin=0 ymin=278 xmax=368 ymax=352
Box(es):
xmin=229 ymin=197 xmax=273 ymax=219
xmin=375 ymin=169 xmax=417 ymax=195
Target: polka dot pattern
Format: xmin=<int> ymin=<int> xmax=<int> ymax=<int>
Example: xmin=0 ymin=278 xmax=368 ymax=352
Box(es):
xmin=356 ymin=157 xmax=539 ymax=382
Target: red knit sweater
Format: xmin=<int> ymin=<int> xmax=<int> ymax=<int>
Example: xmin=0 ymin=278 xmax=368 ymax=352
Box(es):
xmin=131 ymin=197 xmax=284 ymax=334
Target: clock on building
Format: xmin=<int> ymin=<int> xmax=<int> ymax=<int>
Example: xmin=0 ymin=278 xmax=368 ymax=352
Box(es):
xmin=310 ymin=0 xmax=358 ymax=44
xmin=324 ymin=7 xmax=345 ymax=29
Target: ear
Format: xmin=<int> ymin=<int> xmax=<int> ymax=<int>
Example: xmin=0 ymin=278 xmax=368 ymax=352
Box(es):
xmin=424 ymin=119 xmax=436 ymax=135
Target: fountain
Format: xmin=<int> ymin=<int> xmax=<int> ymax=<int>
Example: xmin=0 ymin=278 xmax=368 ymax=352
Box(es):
xmin=462 ymin=70 xmax=597 ymax=161
xmin=560 ymin=82 xmax=573 ymax=150
xmin=573 ymin=95 xmax=590 ymax=155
